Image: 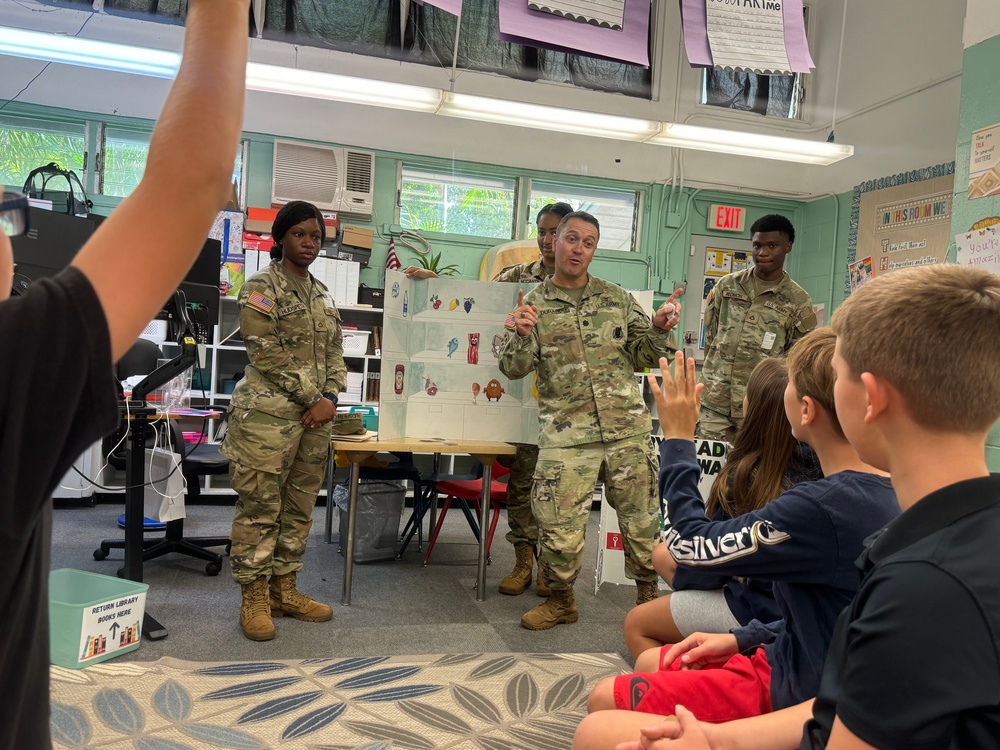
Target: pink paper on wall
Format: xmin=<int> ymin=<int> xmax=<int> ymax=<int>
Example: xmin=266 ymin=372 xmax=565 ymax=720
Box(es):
xmin=782 ymin=0 xmax=814 ymax=72
xmin=498 ymin=0 xmax=651 ymax=68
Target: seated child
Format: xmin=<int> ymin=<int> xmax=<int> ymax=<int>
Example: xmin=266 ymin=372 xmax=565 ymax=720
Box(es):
xmin=625 ymin=357 xmax=821 ymax=659
xmin=573 ymin=328 xmax=900 ymax=750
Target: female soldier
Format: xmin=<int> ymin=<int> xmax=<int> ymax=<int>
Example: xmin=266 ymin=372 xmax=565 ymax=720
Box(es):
xmin=222 ymin=200 xmax=346 ymax=641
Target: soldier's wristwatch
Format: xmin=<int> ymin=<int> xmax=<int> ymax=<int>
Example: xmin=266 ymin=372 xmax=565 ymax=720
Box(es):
xmin=324 ymin=392 xmax=338 ymax=405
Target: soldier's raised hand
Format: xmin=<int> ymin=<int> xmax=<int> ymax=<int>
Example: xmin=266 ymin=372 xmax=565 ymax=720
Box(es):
xmin=512 ymin=289 xmax=539 ymax=337
xmin=653 ymin=287 xmax=684 ymax=331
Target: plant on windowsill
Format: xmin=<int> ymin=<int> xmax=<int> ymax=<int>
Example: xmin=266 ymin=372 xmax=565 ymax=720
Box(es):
xmin=410 ymin=251 xmax=460 ymax=277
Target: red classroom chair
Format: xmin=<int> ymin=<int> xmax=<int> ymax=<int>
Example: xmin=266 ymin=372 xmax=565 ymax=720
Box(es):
xmin=423 ymin=462 xmax=510 ymax=566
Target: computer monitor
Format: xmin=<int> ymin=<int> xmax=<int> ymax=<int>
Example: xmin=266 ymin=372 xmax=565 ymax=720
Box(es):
xmin=186 ymin=238 xmax=222 ymax=288
xmin=10 ymin=207 xmax=97 ymax=283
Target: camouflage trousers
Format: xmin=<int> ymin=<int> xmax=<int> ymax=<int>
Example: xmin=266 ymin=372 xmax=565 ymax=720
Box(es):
xmin=503 ymin=443 xmax=539 ymax=547
xmin=696 ymin=406 xmax=739 ymax=444
xmin=532 ymin=434 xmax=659 ymax=590
xmin=223 ymin=409 xmax=332 ymax=585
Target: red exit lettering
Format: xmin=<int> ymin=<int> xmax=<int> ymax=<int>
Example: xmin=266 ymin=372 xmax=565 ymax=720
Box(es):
xmin=709 ymin=204 xmax=745 ymax=232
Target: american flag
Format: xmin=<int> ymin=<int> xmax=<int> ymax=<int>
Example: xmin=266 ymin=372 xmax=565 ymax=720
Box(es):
xmin=247 ymin=290 xmax=274 ymax=313
xmin=385 ymin=238 xmax=401 ymax=270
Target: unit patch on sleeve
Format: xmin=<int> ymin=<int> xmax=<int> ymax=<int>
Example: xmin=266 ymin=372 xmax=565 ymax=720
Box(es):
xmin=246 ymin=290 xmax=276 ymax=314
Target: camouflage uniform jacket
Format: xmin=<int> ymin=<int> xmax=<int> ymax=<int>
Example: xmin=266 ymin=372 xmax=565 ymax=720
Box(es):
xmin=702 ymin=268 xmax=816 ymax=421
xmin=227 ymin=260 xmax=347 ymax=420
xmin=498 ymin=275 xmax=678 ymax=449
xmin=492 ymin=258 xmax=550 ymax=283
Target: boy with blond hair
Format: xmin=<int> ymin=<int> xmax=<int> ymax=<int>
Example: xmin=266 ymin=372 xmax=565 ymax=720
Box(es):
xmin=592 ymin=264 xmax=1000 ymax=750
xmin=573 ymin=328 xmax=898 ymax=749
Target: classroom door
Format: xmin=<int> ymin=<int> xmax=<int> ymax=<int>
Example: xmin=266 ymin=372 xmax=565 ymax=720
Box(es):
xmin=682 ymin=235 xmax=753 ymax=361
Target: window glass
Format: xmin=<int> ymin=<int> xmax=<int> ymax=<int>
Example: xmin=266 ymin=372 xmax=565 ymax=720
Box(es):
xmin=400 ymin=167 xmax=516 ymax=239
xmin=0 ymin=115 xmax=85 ymax=189
xmin=101 ymin=127 xmax=151 ymax=197
xmin=528 ymin=181 xmax=638 ymax=252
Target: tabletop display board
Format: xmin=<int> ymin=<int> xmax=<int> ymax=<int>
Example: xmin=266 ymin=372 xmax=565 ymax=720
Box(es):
xmin=378 ymin=270 xmax=655 ymax=443
xmin=596 ymin=438 xmax=729 ymax=593
xmin=378 ymin=270 xmax=539 ymax=442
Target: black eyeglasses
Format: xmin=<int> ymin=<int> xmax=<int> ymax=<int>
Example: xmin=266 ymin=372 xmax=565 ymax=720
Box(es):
xmin=1 ymin=192 xmax=30 ymax=237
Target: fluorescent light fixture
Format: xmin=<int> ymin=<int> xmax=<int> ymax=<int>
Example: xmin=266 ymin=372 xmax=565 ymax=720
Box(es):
xmin=0 ymin=25 xmax=854 ymax=165
xmin=647 ymin=123 xmax=854 ymax=165
xmin=439 ymin=92 xmax=661 ymax=142
xmin=246 ymin=63 xmax=441 ymax=113
xmin=0 ymin=26 xmax=180 ymax=78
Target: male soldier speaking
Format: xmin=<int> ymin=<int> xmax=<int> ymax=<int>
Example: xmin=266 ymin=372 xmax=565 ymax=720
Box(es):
xmin=699 ymin=214 xmax=816 ymax=442
xmin=499 ymin=211 xmax=683 ymax=630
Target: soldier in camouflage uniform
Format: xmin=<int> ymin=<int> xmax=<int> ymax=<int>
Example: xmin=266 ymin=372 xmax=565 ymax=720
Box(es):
xmin=491 ymin=202 xmax=572 ymax=599
xmin=700 ymin=214 xmax=817 ymax=443
xmin=222 ymin=201 xmax=347 ymax=641
xmin=499 ymin=211 xmax=684 ymax=630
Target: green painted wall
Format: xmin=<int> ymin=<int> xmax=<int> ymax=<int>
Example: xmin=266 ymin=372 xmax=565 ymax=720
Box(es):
xmin=951 ymin=33 xmax=1000 ymax=469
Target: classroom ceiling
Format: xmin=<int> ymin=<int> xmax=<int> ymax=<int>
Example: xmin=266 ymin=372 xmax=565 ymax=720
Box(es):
xmin=0 ymin=0 xmax=967 ymax=198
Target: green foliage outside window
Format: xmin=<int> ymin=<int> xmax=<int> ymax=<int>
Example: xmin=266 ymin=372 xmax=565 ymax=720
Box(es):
xmin=400 ymin=167 xmax=515 ymax=240
xmin=0 ymin=118 xmax=85 ymax=190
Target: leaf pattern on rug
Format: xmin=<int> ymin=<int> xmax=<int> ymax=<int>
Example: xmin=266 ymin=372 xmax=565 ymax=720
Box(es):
xmin=50 ymin=653 xmax=628 ymax=749
xmin=50 ymin=702 xmax=91 ymax=747
xmin=94 ymin=688 xmax=145 ymax=733
xmin=280 ymin=703 xmax=347 ymax=739
xmin=504 ymin=672 xmax=539 ymax=717
xmin=236 ymin=690 xmax=324 ymax=723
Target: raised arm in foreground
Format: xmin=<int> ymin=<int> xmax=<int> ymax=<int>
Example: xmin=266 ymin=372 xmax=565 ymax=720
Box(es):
xmin=72 ymin=0 xmax=249 ymax=360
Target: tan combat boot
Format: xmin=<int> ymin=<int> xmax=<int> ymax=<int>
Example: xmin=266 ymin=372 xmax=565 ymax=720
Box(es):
xmin=240 ymin=576 xmax=275 ymax=641
xmin=521 ymin=588 xmax=579 ymax=630
xmin=499 ymin=543 xmax=534 ymax=595
xmin=535 ymin=548 xmax=552 ymax=597
xmin=635 ymin=580 xmax=659 ymax=606
xmin=269 ymin=572 xmax=333 ymax=622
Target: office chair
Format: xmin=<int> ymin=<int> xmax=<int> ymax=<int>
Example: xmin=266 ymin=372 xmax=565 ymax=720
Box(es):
xmin=94 ymin=339 xmax=232 ymax=576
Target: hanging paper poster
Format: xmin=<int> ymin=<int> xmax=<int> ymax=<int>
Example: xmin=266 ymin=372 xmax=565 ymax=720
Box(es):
xmin=955 ymin=225 xmax=1000 ymax=276
xmin=705 ymin=0 xmax=790 ymax=74
xmin=528 ymin=0 xmax=626 ymax=31
xmin=731 ymin=251 xmax=750 ymax=273
xmin=847 ymin=257 xmax=875 ymax=293
xmin=705 ymin=248 xmax=733 ymax=276
xmin=969 ymin=123 xmax=1000 ymax=200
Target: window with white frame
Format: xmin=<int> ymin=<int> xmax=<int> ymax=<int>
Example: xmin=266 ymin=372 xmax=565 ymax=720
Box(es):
xmin=399 ymin=167 xmax=517 ymax=240
xmin=0 ymin=115 xmax=86 ymax=190
xmin=528 ymin=181 xmax=639 ymax=252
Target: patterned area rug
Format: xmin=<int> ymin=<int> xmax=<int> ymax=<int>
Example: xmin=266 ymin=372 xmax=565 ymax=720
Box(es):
xmin=50 ymin=653 xmax=629 ymax=749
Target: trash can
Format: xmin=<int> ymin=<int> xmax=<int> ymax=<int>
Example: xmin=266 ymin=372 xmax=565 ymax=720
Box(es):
xmin=336 ymin=480 xmax=406 ymax=562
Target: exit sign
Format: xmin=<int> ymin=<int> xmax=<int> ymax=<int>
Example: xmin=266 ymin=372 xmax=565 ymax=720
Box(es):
xmin=708 ymin=204 xmax=746 ymax=232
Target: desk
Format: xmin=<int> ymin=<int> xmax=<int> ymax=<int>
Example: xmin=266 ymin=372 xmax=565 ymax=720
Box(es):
xmin=121 ymin=405 xmax=219 ymax=640
xmin=329 ymin=437 xmax=516 ymax=605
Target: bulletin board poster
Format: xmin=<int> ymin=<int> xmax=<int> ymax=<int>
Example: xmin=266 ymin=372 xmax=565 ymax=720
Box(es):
xmin=969 ymin=123 xmax=1000 ymax=200
xmin=955 ymin=225 xmax=1000 ymax=276
xmin=596 ymin=438 xmax=728 ymax=593
xmin=852 ymin=169 xmax=954 ymax=293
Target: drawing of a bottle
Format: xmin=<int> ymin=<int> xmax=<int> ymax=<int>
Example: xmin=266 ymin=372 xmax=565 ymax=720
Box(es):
xmin=403 ymin=290 xmax=409 ymax=317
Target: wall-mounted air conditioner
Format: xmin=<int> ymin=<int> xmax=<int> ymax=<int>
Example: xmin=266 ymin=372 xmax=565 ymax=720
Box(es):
xmin=271 ymin=139 xmax=375 ymax=220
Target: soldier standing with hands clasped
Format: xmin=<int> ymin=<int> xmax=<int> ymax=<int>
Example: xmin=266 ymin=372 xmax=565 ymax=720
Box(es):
xmin=499 ymin=211 xmax=683 ymax=630
xmin=222 ymin=200 xmax=347 ymax=642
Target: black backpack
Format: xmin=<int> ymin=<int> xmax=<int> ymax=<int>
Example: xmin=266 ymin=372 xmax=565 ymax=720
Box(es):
xmin=22 ymin=162 xmax=93 ymax=216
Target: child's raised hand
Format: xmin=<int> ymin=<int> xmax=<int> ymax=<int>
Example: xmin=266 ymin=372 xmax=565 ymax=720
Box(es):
xmin=647 ymin=351 xmax=702 ymax=441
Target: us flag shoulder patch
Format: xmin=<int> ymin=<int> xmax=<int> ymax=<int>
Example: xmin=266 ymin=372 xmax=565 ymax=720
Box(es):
xmin=246 ymin=290 xmax=275 ymax=314
xmin=504 ymin=312 xmax=517 ymax=330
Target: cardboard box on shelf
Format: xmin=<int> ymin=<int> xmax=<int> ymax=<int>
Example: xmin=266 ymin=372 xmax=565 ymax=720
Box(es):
xmin=341 ymin=225 xmax=374 ymax=249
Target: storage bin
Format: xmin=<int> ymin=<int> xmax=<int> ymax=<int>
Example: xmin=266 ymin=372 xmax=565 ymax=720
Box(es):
xmin=336 ymin=480 xmax=405 ymax=562
xmin=49 ymin=569 xmax=149 ymax=669
xmin=342 ymin=330 xmax=371 ymax=354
